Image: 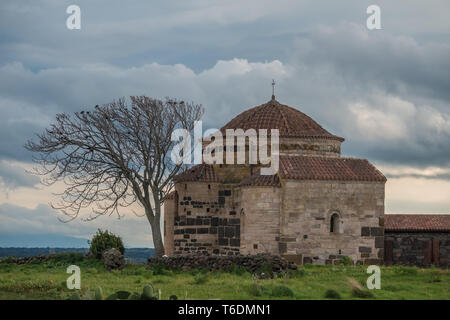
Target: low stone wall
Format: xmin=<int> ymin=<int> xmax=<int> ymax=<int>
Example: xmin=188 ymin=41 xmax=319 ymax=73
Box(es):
xmin=385 ymin=232 xmax=450 ymax=267
xmin=0 ymin=254 xmax=56 ymax=264
xmin=148 ymin=254 xmax=297 ymax=273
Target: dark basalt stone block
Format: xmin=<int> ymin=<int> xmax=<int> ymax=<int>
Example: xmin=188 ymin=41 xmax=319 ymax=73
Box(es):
xmin=218 ymin=238 xmax=228 ymax=246
xmin=359 ymin=246 xmax=372 ymax=253
xmin=361 ymin=227 xmax=370 ymax=236
xmin=370 ymin=227 xmax=383 ymax=236
xmin=197 ymin=228 xmax=209 ymax=234
xmin=185 ymin=228 xmax=196 ymax=234
xmin=230 ymin=239 xmax=240 ymax=247
xmin=375 ymin=236 xmax=384 ymax=248
xmin=224 ymin=226 xmax=235 ymax=238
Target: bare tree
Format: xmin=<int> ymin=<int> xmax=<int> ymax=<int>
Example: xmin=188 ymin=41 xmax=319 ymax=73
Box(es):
xmin=25 ymin=96 xmax=203 ymax=257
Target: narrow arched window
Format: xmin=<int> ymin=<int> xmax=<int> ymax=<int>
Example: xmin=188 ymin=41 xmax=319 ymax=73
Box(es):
xmin=330 ymin=213 xmax=340 ymax=233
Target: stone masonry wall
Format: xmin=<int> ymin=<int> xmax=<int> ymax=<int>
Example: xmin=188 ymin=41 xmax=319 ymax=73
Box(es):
xmin=239 ymin=186 xmax=281 ymax=255
xmin=280 ymin=180 xmax=385 ymax=265
xmin=385 ymin=232 xmax=450 ymax=267
xmin=168 ymin=182 xmax=241 ymax=256
xmin=279 ymin=137 xmax=341 ymax=158
xmin=163 ymin=195 xmax=175 ymax=255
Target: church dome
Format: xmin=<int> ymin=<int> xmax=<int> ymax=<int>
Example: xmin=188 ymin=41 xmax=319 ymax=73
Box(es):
xmin=220 ymin=98 xmax=344 ymax=141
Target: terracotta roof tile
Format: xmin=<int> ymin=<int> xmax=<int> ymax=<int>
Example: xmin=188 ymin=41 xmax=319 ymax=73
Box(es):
xmin=239 ymin=174 xmax=281 ymax=187
xmin=279 ymin=156 xmax=386 ymax=182
xmin=385 ymin=214 xmax=450 ymax=232
xmin=220 ymin=98 xmax=344 ymax=141
xmin=173 ymin=164 xmax=220 ymax=183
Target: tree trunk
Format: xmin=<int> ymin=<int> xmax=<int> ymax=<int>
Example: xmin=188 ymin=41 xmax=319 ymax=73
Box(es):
xmin=147 ymin=207 xmax=165 ymax=257
xmin=151 ymin=219 xmax=165 ymax=257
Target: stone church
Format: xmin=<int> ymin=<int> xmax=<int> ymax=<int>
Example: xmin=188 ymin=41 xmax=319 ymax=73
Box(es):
xmin=164 ymin=95 xmax=388 ymax=265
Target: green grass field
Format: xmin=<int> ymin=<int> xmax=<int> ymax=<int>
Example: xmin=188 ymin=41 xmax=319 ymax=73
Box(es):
xmin=0 ymin=254 xmax=448 ymax=300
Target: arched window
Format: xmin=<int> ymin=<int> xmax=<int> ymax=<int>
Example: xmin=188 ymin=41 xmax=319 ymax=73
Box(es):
xmin=330 ymin=213 xmax=340 ymax=233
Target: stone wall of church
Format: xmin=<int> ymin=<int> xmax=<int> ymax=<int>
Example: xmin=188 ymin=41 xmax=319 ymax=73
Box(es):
xmin=280 ymin=180 xmax=385 ymax=265
xmin=279 ymin=137 xmax=341 ymax=158
xmin=239 ymin=186 xmax=281 ymax=255
xmin=163 ymin=196 xmax=176 ymax=256
xmin=165 ymin=182 xmax=241 ymax=256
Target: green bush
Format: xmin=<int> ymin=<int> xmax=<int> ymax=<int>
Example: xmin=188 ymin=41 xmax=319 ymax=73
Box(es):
xmin=193 ymin=273 xmax=209 ymax=285
xmin=149 ymin=263 xmax=169 ymax=275
xmin=49 ymin=253 xmax=84 ymax=265
xmin=324 ymin=289 xmax=341 ymax=299
xmin=256 ymin=262 xmax=274 ymax=277
xmin=247 ymin=283 xmax=265 ymax=297
xmin=341 ymin=256 xmax=354 ymax=266
xmin=227 ymin=264 xmax=248 ymax=276
xmin=351 ymin=287 xmax=374 ymax=299
xmin=270 ymin=285 xmax=295 ymax=297
xmin=88 ymin=229 xmax=125 ymax=259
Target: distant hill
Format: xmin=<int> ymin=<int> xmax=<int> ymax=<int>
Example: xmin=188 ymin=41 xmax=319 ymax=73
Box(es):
xmin=0 ymin=247 xmax=155 ymax=264
xmin=0 ymin=234 xmax=89 ymax=248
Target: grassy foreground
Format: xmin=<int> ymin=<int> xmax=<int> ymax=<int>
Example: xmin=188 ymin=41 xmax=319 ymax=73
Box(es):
xmin=0 ymin=254 xmax=448 ymax=300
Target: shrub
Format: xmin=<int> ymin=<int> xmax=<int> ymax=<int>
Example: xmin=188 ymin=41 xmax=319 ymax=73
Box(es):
xmin=88 ymin=229 xmax=125 ymax=259
xmin=256 ymin=262 xmax=274 ymax=277
xmin=270 ymin=285 xmax=295 ymax=297
xmin=351 ymin=287 xmax=374 ymax=298
xmin=49 ymin=253 xmax=84 ymax=265
xmin=228 ymin=264 xmax=248 ymax=276
xmin=324 ymin=289 xmax=341 ymax=299
xmin=193 ymin=273 xmax=209 ymax=285
xmin=247 ymin=283 xmax=264 ymax=297
xmin=341 ymin=256 xmax=354 ymax=266
xmin=149 ymin=263 xmax=169 ymax=276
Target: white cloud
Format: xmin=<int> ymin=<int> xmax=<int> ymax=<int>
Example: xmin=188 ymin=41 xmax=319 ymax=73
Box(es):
xmin=386 ymin=177 xmax=450 ymax=214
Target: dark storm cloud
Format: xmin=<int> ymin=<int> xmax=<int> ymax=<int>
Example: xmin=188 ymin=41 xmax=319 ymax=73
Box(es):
xmin=278 ymin=22 xmax=450 ymax=168
xmin=292 ymin=22 xmax=450 ymax=105
xmin=0 ymin=1 xmax=449 ymax=169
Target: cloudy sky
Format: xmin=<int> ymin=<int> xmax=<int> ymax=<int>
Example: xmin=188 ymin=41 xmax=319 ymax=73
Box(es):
xmin=0 ymin=0 xmax=449 ymax=247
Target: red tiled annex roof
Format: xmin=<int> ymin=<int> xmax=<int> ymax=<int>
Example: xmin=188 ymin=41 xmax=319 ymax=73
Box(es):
xmin=240 ymin=174 xmax=281 ymax=187
xmin=385 ymin=214 xmax=450 ymax=232
xmin=173 ymin=164 xmax=220 ymax=183
xmin=220 ymin=98 xmax=344 ymax=141
xmin=279 ymin=156 xmax=386 ymax=182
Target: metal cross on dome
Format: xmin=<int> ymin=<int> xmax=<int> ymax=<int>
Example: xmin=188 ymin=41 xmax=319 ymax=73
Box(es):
xmin=271 ymin=79 xmax=276 ymax=99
